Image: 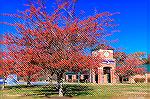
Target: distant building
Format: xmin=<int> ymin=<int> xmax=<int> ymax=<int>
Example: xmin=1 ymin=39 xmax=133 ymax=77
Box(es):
xmin=91 ymin=49 xmax=116 ymax=84
xmin=65 ymin=49 xmax=117 ymax=84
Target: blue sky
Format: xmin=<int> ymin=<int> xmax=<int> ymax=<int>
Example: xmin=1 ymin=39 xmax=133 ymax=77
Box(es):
xmin=0 ymin=0 xmax=149 ymax=55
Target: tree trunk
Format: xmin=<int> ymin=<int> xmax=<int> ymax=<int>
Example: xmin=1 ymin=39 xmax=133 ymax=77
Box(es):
xmin=27 ymin=81 xmax=31 ymax=85
xmin=58 ymin=82 xmax=63 ymax=96
xmin=122 ymin=77 xmax=124 ymax=83
xmin=57 ymin=73 xmax=63 ymax=97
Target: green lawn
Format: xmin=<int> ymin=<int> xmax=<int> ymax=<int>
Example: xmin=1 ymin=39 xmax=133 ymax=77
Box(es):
xmin=0 ymin=83 xmax=150 ymax=99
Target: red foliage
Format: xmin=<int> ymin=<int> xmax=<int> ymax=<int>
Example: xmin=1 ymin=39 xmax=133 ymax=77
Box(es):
xmin=0 ymin=1 xmax=118 ymax=85
xmin=0 ymin=51 xmax=16 ymax=77
xmin=115 ymin=52 xmax=146 ymax=80
xmin=148 ymin=54 xmax=150 ymax=63
xmin=0 ymin=49 xmax=43 ymax=84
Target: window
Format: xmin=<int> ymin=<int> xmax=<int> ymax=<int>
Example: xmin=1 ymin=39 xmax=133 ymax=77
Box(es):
xmin=68 ymin=75 xmax=72 ymax=79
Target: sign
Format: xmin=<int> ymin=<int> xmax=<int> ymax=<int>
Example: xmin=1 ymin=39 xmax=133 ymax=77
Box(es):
xmin=6 ymin=74 xmax=18 ymax=86
xmin=102 ymin=60 xmax=115 ymax=64
xmin=0 ymin=78 xmax=4 ymax=85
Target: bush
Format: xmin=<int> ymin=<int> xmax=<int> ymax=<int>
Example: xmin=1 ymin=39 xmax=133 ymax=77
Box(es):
xmin=68 ymin=79 xmax=72 ymax=82
xmin=134 ymin=78 xmax=145 ymax=83
xmin=140 ymin=78 xmax=145 ymax=83
xmin=148 ymin=78 xmax=150 ymax=83
xmin=72 ymin=79 xmax=77 ymax=82
xmin=134 ymin=78 xmax=139 ymax=83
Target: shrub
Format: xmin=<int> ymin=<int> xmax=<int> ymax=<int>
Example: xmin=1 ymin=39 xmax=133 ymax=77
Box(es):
xmin=140 ymin=78 xmax=145 ymax=83
xmin=134 ymin=78 xmax=139 ymax=83
xmin=148 ymin=78 xmax=150 ymax=83
xmin=72 ymin=79 xmax=77 ymax=82
xmin=134 ymin=78 xmax=145 ymax=83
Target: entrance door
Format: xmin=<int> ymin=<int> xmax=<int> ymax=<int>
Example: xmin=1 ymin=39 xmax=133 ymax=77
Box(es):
xmin=95 ymin=74 xmax=98 ymax=83
xmin=103 ymin=67 xmax=111 ymax=83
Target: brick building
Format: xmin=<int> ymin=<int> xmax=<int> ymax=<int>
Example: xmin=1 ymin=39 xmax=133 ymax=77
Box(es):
xmin=91 ymin=49 xmax=117 ymax=84
xmin=65 ymin=49 xmax=117 ymax=84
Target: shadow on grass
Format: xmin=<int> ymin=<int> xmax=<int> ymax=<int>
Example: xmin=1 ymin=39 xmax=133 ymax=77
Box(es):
xmin=63 ymin=84 xmax=93 ymax=96
xmin=34 ymin=84 xmax=94 ymax=97
xmin=4 ymin=85 xmax=44 ymax=89
xmin=2 ymin=84 xmax=94 ymax=97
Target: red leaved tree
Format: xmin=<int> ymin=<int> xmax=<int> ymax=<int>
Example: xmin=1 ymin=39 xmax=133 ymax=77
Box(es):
xmin=115 ymin=52 xmax=146 ymax=83
xmin=9 ymin=47 xmax=43 ymax=85
xmin=0 ymin=47 xmax=43 ymax=86
xmin=0 ymin=51 xmax=17 ymax=89
xmin=0 ymin=0 xmax=118 ymax=96
xmin=0 ymin=51 xmax=16 ymax=79
xmin=148 ymin=54 xmax=150 ymax=64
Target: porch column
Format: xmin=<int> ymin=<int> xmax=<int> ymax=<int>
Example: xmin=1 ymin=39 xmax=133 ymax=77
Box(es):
xmin=110 ymin=68 xmax=115 ymax=83
xmin=66 ymin=75 xmax=68 ymax=81
xmin=92 ymin=69 xmax=96 ymax=83
xmin=145 ymin=73 xmax=148 ymax=83
xmin=98 ymin=67 xmax=103 ymax=84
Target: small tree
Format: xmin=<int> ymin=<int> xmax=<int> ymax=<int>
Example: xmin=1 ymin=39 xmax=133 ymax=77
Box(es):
xmin=0 ymin=51 xmax=17 ymax=89
xmin=0 ymin=48 xmax=43 ymax=86
xmin=148 ymin=54 xmax=150 ymax=64
xmin=115 ymin=52 xmax=146 ymax=83
xmin=12 ymin=48 xmax=43 ymax=85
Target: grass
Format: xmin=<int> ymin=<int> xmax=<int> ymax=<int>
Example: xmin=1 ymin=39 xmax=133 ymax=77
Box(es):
xmin=0 ymin=83 xmax=150 ymax=99
xmin=90 ymin=83 xmax=150 ymax=97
